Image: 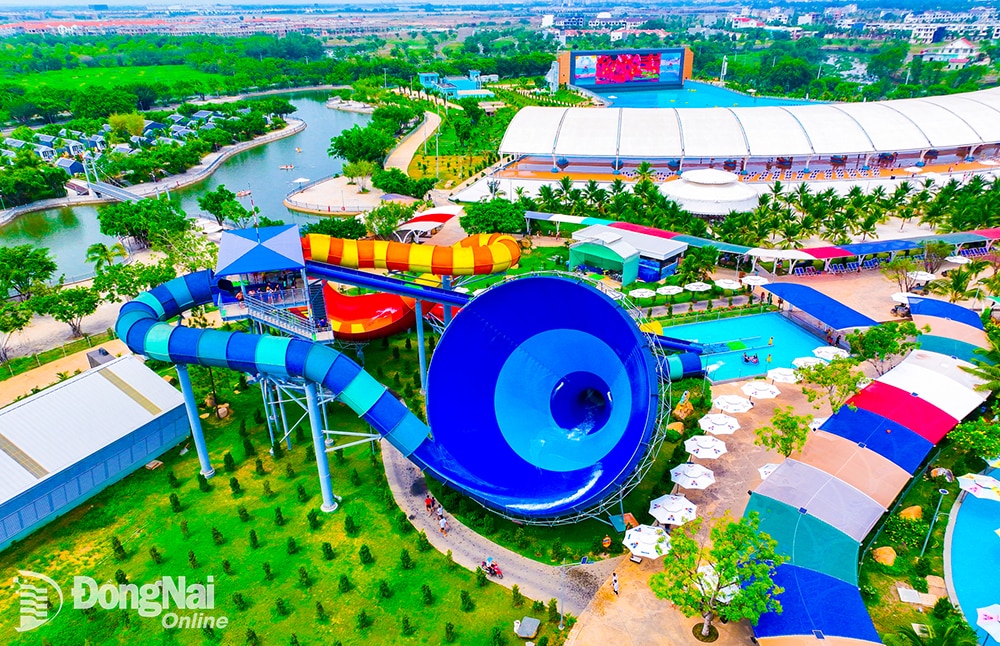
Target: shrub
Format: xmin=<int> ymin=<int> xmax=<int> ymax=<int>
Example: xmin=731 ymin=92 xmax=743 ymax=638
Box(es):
xmin=883 ymin=515 xmax=929 ymax=549
xmin=275 ymin=598 xmax=289 ymax=616
xmin=401 ymin=615 xmax=414 ymax=636
xmin=237 ymin=506 xmax=250 ymax=522
xmin=169 ymin=493 xmax=182 ymax=513
xmin=111 ymin=536 xmax=127 ymax=561
xmin=284 ymin=463 xmax=296 ymax=479
xmin=262 ymin=481 xmax=274 ymax=498
xmin=114 ymin=569 xmax=128 ymax=585
xmin=400 ymin=549 xmax=414 ymax=570
xmin=211 ymin=527 xmax=225 ymax=545
xmin=359 ymin=544 xmax=375 ymax=565
xmin=915 ymin=556 xmax=932 ymax=577
xmin=345 ymin=514 xmax=359 ymax=536
xmin=243 ymin=437 xmax=256 ymax=458
xmin=339 ymin=574 xmax=352 ymax=593
xmin=532 ymin=600 xmax=545 ymax=613
xmin=392 ymin=347 xmax=400 ymax=361
xmin=551 ymin=537 xmax=565 ymax=562
xmin=421 ymin=584 xmax=434 ymax=605
xmin=229 ymin=477 xmax=242 ymax=495
xmin=350 ymin=468 xmax=362 ymax=486
xmin=322 ymin=542 xmax=336 ymax=561
xmin=272 ymin=441 xmax=285 ymax=460
xmin=307 ymin=510 xmax=320 ymax=530
xmin=180 ymin=521 xmax=189 ymax=538
xmin=460 ymin=590 xmax=475 ymax=612
xmin=223 ymin=452 xmax=236 ymax=472
xmin=445 ymin=622 xmax=456 ymax=643
xmin=356 ymin=610 xmax=373 ymax=630
xmin=222 ymin=560 xmax=233 ymax=575
xmin=298 ymin=566 xmax=311 ymax=587
xmin=232 ymin=593 xmax=247 ymax=611
xmin=287 ymin=537 xmax=298 ymax=555
xmin=249 ymin=529 xmax=260 ymax=549
xmin=334 ymin=448 xmax=345 ymax=464
xmin=416 ymin=530 xmax=432 ymax=552
xmin=167 ymin=471 xmax=180 ymax=488
xmin=246 ymin=629 xmax=260 ymax=646
xmin=149 ymin=547 xmax=162 ymax=564
xmin=490 ymin=627 xmax=508 ymax=646
xmin=296 ymin=483 xmax=309 ymax=503
xmin=547 ymin=598 xmax=560 ymax=623
xmin=262 ymin=562 xmax=273 ymax=580
xmin=377 ymin=579 xmax=392 ymax=599
xmin=476 ymin=567 xmax=488 ymax=588
xmin=188 ymin=550 xmax=198 ymax=569
xmin=274 ymin=507 xmax=286 ymax=526
xmin=511 ymin=584 xmax=524 ymax=607
xmin=197 ymin=474 xmax=211 ymax=492
xmin=315 ymin=601 xmax=327 ymax=621
xmin=254 ymin=459 xmax=266 ymax=476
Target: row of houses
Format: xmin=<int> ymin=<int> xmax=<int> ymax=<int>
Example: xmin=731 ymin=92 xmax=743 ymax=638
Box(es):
xmin=0 ymin=108 xmax=244 ymax=175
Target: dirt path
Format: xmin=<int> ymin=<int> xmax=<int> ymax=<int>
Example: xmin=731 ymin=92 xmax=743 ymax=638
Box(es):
xmin=0 ymin=339 xmax=129 ymax=406
xmin=381 ymin=441 xmax=620 ymax=617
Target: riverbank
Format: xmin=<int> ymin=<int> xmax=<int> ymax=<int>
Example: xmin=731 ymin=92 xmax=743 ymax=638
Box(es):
xmin=0 ymin=117 xmax=306 ymax=226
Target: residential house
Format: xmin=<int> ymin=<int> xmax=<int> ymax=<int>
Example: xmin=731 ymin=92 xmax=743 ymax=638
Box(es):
xmin=4 ymin=138 xmax=27 ymax=149
xmin=37 ymin=134 xmax=57 ymax=146
xmin=55 ymin=157 xmax=84 ymax=175
xmin=32 ymin=144 xmax=56 ymax=161
xmin=84 ymin=134 xmax=106 ymax=151
xmin=191 ymin=110 xmax=216 ymax=121
xmin=112 ymin=143 xmax=133 ymax=155
xmin=0 ymin=149 xmax=15 ymax=164
xmin=166 ymin=114 xmax=187 ymax=124
xmin=142 ymin=120 xmax=166 ymax=135
xmin=155 ymin=137 xmax=186 ymax=147
xmin=168 ymin=125 xmax=196 ymax=138
xmin=129 ymin=135 xmax=147 ymax=147
xmin=921 ymin=37 xmax=980 ymax=68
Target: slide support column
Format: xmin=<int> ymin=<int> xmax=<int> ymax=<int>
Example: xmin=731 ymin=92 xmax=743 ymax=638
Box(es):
xmin=442 ymin=276 xmax=453 ymax=327
xmin=305 ymin=382 xmax=339 ymax=513
xmin=415 ymin=300 xmax=428 ymax=393
xmin=176 ymin=364 xmax=215 ymax=478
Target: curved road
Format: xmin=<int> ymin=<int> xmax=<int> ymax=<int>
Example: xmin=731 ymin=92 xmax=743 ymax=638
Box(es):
xmin=385 ymin=111 xmax=443 ymax=173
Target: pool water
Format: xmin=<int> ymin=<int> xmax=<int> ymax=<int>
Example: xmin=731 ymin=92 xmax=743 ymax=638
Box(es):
xmin=948 ymin=467 xmax=1000 ymax=641
xmin=597 ymin=81 xmax=815 ymax=109
xmin=662 ymin=312 xmax=825 ymax=382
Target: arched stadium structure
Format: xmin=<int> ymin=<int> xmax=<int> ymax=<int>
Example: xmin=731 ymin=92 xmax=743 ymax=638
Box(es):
xmin=496 ymin=87 xmax=1000 ymax=179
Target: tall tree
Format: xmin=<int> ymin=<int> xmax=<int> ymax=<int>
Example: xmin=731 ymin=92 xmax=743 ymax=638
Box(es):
xmin=650 ymin=512 xmax=786 ymax=637
xmin=460 ymin=199 xmax=526 ymax=235
xmin=85 ymin=242 xmax=128 ymax=272
xmin=755 ymin=406 xmax=813 ymax=457
xmin=97 ymin=198 xmax=189 ymax=248
xmin=847 ymin=321 xmax=920 ymax=376
xmin=947 ymin=419 xmax=1000 ymax=460
xmin=196 ymin=184 xmax=239 ymax=227
xmin=0 ymin=301 xmax=32 ymax=363
xmin=797 ymin=358 xmax=865 ymax=413
xmin=32 ymin=287 xmax=100 ymax=337
xmin=364 ymin=202 xmax=415 ymax=240
xmin=328 ymin=124 xmax=395 ymax=165
xmin=0 ymin=245 xmax=58 ymax=300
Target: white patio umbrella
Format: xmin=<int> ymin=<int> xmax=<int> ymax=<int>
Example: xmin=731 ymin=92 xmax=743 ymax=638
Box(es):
xmin=685 ymin=435 xmax=728 ymax=459
xmin=629 ymin=288 xmax=657 ymax=299
xmin=648 ymin=494 xmax=697 ymax=526
xmin=622 ymin=525 xmax=671 ymax=559
xmin=890 ymin=292 xmax=911 ymax=304
xmin=698 ymin=413 xmax=740 ymax=435
xmin=714 ymin=278 xmax=743 ymax=291
xmin=758 ymin=463 xmax=780 ymax=480
xmin=907 ymin=270 xmax=936 ymax=282
xmin=684 ymin=281 xmax=712 ymax=292
xmin=813 ymin=346 xmax=849 ymax=361
xmin=670 ymin=463 xmax=716 ymax=489
xmin=793 ymin=356 xmax=827 ymax=368
xmin=696 ymin=564 xmax=739 ymax=603
xmin=977 ymin=604 xmax=1000 ymax=643
xmin=741 ymin=275 xmax=770 ymax=287
xmin=742 ymin=381 xmax=781 ymax=399
xmin=945 ymin=255 xmax=971 ymax=265
xmin=767 ymin=367 xmax=800 ymax=384
xmin=657 ymin=285 xmax=684 ymax=296
xmin=809 ymin=417 xmax=828 ymax=431
xmin=713 ymin=394 xmax=753 ymax=414
xmin=292 ymin=177 xmax=311 ymax=184
xmin=958 ymin=473 xmax=1000 ymax=502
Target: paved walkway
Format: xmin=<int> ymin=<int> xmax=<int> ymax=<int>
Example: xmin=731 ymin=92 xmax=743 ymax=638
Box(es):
xmin=381 ymin=440 xmax=620 ymax=616
xmin=385 ymin=111 xmax=442 ymax=173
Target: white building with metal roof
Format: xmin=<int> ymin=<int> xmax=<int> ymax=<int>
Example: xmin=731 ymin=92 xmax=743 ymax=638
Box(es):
xmin=0 ymin=356 xmax=188 ymax=551
xmin=498 ymin=87 xmax=1000 ymax=162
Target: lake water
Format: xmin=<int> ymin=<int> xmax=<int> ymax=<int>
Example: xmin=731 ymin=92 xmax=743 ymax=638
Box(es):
xmin=0 ymin=92 xmax=369 ymax=280
xmin=597 ymin=81 xmax=815 ymax=108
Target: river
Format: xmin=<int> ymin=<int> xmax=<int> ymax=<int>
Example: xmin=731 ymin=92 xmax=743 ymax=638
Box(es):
xmin=0 ymin=92 xmax=370 ymax=281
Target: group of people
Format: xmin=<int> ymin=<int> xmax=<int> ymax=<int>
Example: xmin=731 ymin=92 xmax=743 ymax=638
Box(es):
xmin=424 ymin=494 xmax=450 ymax=536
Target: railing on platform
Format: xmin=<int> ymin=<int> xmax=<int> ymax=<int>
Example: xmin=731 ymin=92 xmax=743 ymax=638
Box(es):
xmin=244 ymin=295 xmax=334 ymax=342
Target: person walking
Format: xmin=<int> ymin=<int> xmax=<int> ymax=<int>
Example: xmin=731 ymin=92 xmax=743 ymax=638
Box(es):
xmin=436 ymin=504 xmax=444 ymax=520
xmin=428 ymin=496 xmax=436 ymax=516
xmin=439 ymin=516 xmax=449 ymax=536
xmin=612 ymin=572 xmax=619 ymax=596
xmin=424 ymin=495 xmax=433 ymax=513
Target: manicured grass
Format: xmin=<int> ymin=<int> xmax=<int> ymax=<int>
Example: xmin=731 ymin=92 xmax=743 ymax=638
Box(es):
xmin=859 ymin=441 xmax=986 ymax=639
xmin=0 ymin=344 xmax=568 ymax=645
xmin=14 ymin=65 xmax=227 ymax=91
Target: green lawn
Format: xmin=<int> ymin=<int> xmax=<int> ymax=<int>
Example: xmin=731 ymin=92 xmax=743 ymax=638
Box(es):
xmin=14 ymin=65 xmax=227 ymax=91
xmin=0 ymin=337 xmax=569 ymax=645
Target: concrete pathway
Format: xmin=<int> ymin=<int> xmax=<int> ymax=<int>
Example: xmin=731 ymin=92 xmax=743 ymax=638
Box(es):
xmin=381 ymin=440 xmax=620 ymax=616
xmin=385 ymin=111 xmax=442 ymax=173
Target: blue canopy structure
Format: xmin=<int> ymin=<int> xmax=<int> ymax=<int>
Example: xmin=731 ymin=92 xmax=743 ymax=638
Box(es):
xmin=763 ymin=283 xmax=877 ymax=330
xmin=907 ymin=296 xmax=984 ymax=329
xmin=216 ymin=225 xmax=305 ymax=277
xmin=838 ymin=240 xmax=920 ymax=256
xmin=754 ymin=565 xmax=881 ymax=643
xmin=819 ymin=406 xmax=932 ymax=474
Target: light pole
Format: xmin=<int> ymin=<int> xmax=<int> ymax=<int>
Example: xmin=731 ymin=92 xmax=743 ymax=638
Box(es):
xmin=383 ymin=68 xmax=388 ymax=89
xmin=920 ymin=488 xmax=951 ymax=557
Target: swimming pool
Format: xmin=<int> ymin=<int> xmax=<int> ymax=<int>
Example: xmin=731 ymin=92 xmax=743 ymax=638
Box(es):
xmin=948 ymin=467 xmax=1000 ymax=641
xmin=596 ymin=81 xmax=815 ymax=109
xmin=662 ymin=312 xmax=825 ymax=382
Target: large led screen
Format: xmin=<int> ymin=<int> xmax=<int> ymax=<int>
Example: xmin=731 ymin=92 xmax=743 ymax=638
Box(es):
xmin=571 ymin=49 xmax=684 ymax=90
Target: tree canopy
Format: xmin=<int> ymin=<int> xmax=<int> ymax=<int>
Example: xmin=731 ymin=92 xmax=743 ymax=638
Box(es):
xmin=0 ymin=244 xmax=59 ymax=300
xmin=755 ymin=406 xmax=813 ymax=457
xmin=32 ymin=286 xmax=100 ymax=337
xmin=460 ymin=199 xmax=525 ymax=235
xmin=797 ymin=358 xmax=865 ymax=412
xmin=364 ymin=202 xmax=415 ymax=240
xmin=301 ymin=216 xmax=368 ymax=239
xmin=0 ymin=301 xmax=33 ymax=363
xmin=97 ymin=198 xmax=190 ymax=248
xmin=327 ymin=124 xmax=395 ymax=165
xmin=847 ymin=321 xmax=920 ymax=376
xmin=650 ymin=512 xmax=786 ymax=636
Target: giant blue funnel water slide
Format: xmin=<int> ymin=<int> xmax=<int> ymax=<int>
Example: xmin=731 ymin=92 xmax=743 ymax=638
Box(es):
xmin=117 ymin=271 xmax=672 ymax=519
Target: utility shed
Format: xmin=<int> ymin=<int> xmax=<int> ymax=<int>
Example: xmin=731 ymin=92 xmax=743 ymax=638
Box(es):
xmin=0 ymin=356 xmax=188 ymax=551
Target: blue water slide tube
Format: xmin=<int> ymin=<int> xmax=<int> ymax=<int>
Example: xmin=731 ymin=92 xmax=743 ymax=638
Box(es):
xmin=117 ymin=271 xmax=665 ymax=520
xmin=652 ymin=334 xmax=705 ymax=354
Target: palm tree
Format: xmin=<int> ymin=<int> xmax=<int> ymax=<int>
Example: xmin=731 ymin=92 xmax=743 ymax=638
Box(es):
xmin=895 ymin=622 xmax=977 ymax=646
xmin=635 ymin=161 xmax=655 ymax=182
xmin=554 ymin=175 xmax=575 ymax=209
xmin=609 ymin=178 xmax=626 ymax=196
xmin=536 ymin=184 xmax=561 ymax=213
xmin=583 ymin=180 xmax=607 ymax=213
xmin=86 ymin=241 xmax=128 ymax=271
xmin=930 ymin=268 xmax=976 ymax=303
